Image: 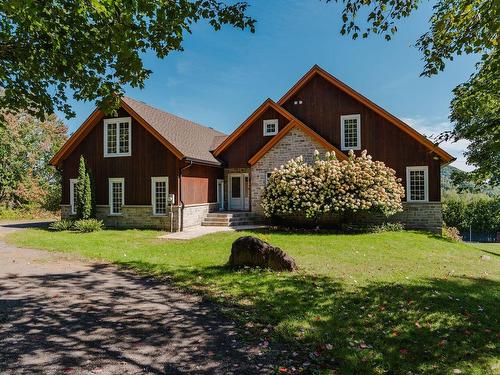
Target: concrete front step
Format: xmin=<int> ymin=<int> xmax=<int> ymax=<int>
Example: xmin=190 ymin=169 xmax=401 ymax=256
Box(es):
xmin=205 ymin=212 xmax=258 ymax=218
xmin=201 ymin=221 xmax=261 ymax=227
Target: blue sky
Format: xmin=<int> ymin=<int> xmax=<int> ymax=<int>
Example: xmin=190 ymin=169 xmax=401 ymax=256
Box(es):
xmin=62 ymin=0 xmax=477 ymax=170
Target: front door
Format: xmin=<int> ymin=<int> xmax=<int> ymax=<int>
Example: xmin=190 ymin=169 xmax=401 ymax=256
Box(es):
xmin=229 ymin=173 xmax=249 ymax=211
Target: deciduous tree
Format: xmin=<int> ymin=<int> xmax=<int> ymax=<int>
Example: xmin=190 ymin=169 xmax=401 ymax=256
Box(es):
xmin=0 ymin=0 xmax=255 ymax=119
xmin=327 ymin=0 xmax=499 ymax=185
xmin=0 ymin=111 xmax=67 ymax=207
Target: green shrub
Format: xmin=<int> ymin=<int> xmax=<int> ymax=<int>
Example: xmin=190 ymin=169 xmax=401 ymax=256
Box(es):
xmin=442 ymin=225 xmax=462 ymax=242
xmin=262 ymin=150 xmax=405 ymax=221
xmin=369 ymin=222 xmax=405 ymax=233
xmin=72 ymin=219 xmax=103 ymax=233
xmin=340 ymin=222 xmax=405 ymax=233
xmin=442 ymin=192 xmax=500 ymax=235
xmin=42 ymin=182 xmax=62 ymax=212
xmin=49 ymin=219 xmax=74 ymax=231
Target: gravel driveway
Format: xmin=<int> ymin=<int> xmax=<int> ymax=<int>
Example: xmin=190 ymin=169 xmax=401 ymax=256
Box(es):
xmin=0 ymin=222 xmax=276 ymax=374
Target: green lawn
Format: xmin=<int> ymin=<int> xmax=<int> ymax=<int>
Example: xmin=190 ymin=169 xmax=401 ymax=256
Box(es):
xmin=7 ymin=229 xmax=500 ymax=374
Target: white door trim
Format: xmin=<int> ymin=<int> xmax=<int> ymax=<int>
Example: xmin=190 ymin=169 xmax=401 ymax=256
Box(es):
xmin=228 ymin=173 xmax=249 ymax=211
xmin=217 ymin=179 xmax=224 ymax=211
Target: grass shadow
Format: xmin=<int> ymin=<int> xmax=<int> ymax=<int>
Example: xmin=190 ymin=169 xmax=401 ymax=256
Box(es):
xmin=118 ymin=259 xmax=499 ymax=374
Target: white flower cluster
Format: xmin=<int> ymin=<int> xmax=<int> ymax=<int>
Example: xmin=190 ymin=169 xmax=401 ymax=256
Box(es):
xmin=261 ymin=150 xmax=405 ymax=219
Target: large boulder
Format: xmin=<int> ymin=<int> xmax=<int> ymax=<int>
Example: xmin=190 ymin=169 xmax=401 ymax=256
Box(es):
xmin=228 ymin=236 xmax=298 ymax=271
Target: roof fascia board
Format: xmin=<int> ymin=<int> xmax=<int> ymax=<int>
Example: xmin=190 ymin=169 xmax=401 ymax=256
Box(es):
xmin=49 ymin=108 xmax=104 ymax=166
xmin=212 ymin=98 xmax=295 ymax=157
xmin=50 ymin=99 xmax=186 ymax=166
xmin=278 ymin=65 xmax=454 ymax=163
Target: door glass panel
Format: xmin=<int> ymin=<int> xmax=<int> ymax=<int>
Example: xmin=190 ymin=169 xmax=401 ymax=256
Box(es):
xmin=231 ymin=177 xmax=241 ymax=198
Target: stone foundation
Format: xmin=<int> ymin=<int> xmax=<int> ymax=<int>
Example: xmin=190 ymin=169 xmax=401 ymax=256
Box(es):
xmin=60 ymin=202 xmax=218 ymax=231
xmin=265 ymin=202 xmax=443 ymax=234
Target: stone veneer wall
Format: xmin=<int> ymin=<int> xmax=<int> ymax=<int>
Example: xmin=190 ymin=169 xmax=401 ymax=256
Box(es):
xmin=250 ymin=126 xmax=329 ymax=215
xmin=181 ymin=203 xmax=219 ymax=229
xmin=335 ymin=202 xmax=443 ymax=233
xmin=266 ymin=202 xmax=443 ymax=234
xmin=61 ymin=202 xmax=218 ymax=231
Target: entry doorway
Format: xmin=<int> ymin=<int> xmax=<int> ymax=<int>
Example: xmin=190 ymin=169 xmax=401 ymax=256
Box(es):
xmin=228 ymin=173 xmax=249 ymax=211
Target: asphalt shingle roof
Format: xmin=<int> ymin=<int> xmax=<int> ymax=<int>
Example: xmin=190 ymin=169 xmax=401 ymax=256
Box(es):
xmin=123 ymin=96 xmax=226 ymax=165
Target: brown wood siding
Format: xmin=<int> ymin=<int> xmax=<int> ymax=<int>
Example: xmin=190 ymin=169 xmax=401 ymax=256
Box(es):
xmin=181 ymin=163 xmax=223 ymax=205
xmin=61 ymin=108 xmax=179 ymax=206
xmin=281 ymin=74 xmax=441 ymax=201
xmin=218 ymin=108 xmax=289 ymax=168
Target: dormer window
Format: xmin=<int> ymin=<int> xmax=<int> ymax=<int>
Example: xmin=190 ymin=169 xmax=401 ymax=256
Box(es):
xmin=263 ymin=119 xmax=278 ymax=136
xmin=341 ymin=114 xmax=361 ymax=150
xmin=104 ymin=117 xmax=131 ymax=157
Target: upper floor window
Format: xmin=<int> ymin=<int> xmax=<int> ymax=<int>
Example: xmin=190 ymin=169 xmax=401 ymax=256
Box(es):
xmin=263 ymin=119 xmax=278 ymax=136
xmin=406 ymin=166 xmax=428 ymax=202
xmin=104 ymin=117 xmax=131 ymax=157
xmin=340 ymin=114 xmax=361 ymax=150
xmin=151 ymin=177 xmax=169 ymax=215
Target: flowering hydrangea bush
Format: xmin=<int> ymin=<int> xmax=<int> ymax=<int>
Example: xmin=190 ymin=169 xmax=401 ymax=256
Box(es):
xmin=261 ymin=150 xmax=405 ymax=220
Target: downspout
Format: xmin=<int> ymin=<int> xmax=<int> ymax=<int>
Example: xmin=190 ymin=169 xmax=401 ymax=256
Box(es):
xmin=178 ymin=160 xmax=193 ymax=232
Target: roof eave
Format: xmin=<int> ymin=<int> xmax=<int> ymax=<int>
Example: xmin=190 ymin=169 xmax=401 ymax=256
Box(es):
xmin=184 ymin=156 xmax=223 ymax=167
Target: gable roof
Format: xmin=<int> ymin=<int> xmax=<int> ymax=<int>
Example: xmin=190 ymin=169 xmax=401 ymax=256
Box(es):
xmin=50 ymin=96 xmax=226 ymax=167
xmin=122 ymin=97 xmax=225 ymax=165
xmin=212 ymin=98 xmax=297 ymax=157
xmin=278 ymin=65 xmax=455 ymax=164
xmin=248 ymin=119 xmax=348 ymax=165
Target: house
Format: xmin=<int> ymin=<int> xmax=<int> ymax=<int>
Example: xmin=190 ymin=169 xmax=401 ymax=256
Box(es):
xmin=50 ymin=65 xmax=454 ymax=233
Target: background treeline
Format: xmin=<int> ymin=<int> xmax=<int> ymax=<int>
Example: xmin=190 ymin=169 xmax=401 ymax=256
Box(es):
xmin=442 ymin=166 xmax=499 ymax=242
xmin=0 ymin=111 xmax=67 ymax=219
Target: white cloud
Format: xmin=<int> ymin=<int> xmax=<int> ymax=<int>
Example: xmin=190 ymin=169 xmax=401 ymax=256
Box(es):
xmin=401 ymin=116 xmax=474 ymax=172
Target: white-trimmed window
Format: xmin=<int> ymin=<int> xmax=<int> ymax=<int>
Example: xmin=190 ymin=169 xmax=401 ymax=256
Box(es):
xmin=341 ymin=114 xmax=361 ymax=150
xmin=263 ymin=119 xmax=278 ymax=136
xmin=109 ymin=178 xmax=124 ymax=215
xmin=104 ymin=117 xmax=131 ymax=157
xmin=151 ymin=177 xmax=169 ymax=215
xmin=265 ymin=172 xmax=273 ymax=184
xmin=406 ymin=166 xmax=428 ymax=202
xmin=69 ymin=178 xmax=77 ymax=215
